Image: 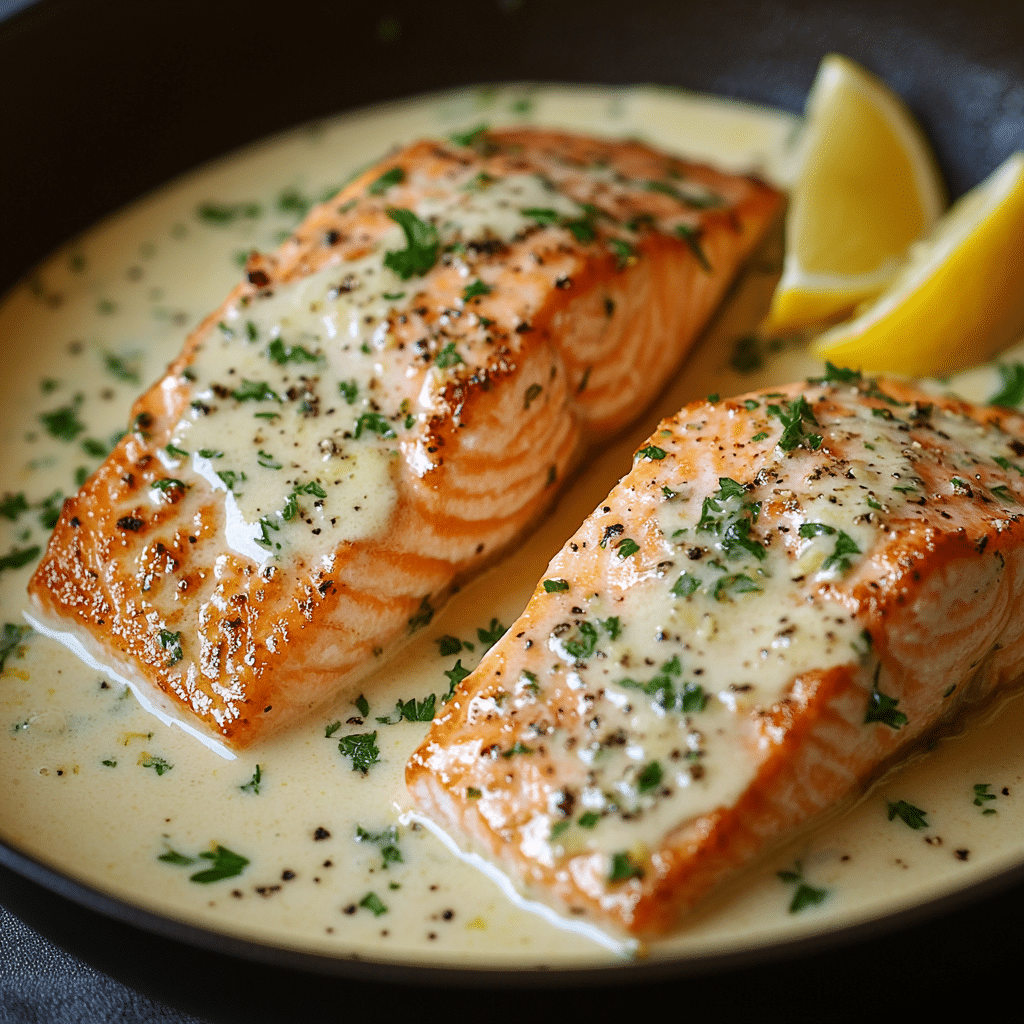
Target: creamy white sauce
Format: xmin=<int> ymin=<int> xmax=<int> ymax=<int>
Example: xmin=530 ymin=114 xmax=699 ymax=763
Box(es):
xmin=2 ymin=83 xmax=1024 ymax=969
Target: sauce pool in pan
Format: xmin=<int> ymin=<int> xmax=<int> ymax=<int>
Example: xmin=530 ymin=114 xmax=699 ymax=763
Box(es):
xmin=2 ymin=83 xmax=1024 ymax=967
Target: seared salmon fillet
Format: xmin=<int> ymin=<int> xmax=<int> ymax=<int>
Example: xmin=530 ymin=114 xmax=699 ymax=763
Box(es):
xmin=407 ymin=372 xmax=1024 ymax=936
xmin=27 ymin=129 xmax=781 ymax=749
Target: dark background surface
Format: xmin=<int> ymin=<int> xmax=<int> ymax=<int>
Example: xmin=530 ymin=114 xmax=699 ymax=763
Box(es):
xmin=2 ymin=0 xmax=1024 ymax=1020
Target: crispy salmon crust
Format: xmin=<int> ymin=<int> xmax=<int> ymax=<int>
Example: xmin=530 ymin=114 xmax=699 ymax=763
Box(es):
xmin=407 ymin=375 xmax=1024 ymax=936
xmin=27 ymin=129 xmax=782 ymax=749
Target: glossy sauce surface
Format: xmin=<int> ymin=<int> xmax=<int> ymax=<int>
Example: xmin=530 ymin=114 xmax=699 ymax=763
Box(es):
xmin=2 ymin=84 xmax=1024 ymax=968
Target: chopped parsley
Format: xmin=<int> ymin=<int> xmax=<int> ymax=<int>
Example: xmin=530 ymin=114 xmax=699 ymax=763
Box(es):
xmin=232 ymin=379 xmax=281 ymax=403
xmin=501 ymin=740 xmax=533 ymax=758
xmin=353 ymin=412 xmax=397 ymax=439
xmin=37 ymin=490 xmax=64 ymax=529
xmin=0 ymin=493 xmax=29 ymax=521
xmin=608 ymin=851 xmax=644 ymax=882
xmin=436 ymin=635 xmax=465 ymax=656
xmin=710 ymin=572 xmax=761 ymax=601
xmin=616 ymin=538 xmax=641 ymax=559
xmin=973 ymin=783 xmax=998 ymax=815
xmin=462 ymin=279 xmax=492 ymax=301
xmin=607 ymin=238 xmax=634 ymax=269
xmin=139 ymin=754 xmax=173 ymax=776
xmin=543 ymin=578 xmax=570 ymax=593
xmin=776 ymin=861 xmax=828 ymax=913
xmin=865 ymin=666 xmax=907 ymax=730
xmin=359 ymin=891 xmax=389 ymax=917
xmin=636 ymin=445 xmax=667 ymax=461
xmin=449 ymin=123 xmax=489 ymax=148
xmin=266 ymin=338 xmax=321 ymax=365
xmin=808 ymin=362 xmax=862 ymax=385
xmin=675 ymin=224 xmax=711 ymax=272
xmin=189 ymin=845 xmax=250 ymax=883
xmin=0 ymin=546 xmax=40 ymax=573
xmin=196 ymin=200 xmax=262 ymax=225
xmin=563 ymin=621 xmax=598 ymax=661
xmin=158 ymin=629 xmax=183 ymax=666
xmin=40 ymin=398 xmax=86 ymax=441
xmin=337 ymin=731 xmax=381 ymax=774
xmin=671 ymin=573 xmax=700 ymax=599
xmin=0 ymin=623 xmax=32 ymax=672
xmin=367 ymin=166 xmax=405 ymax=195
xmin=380 ymin=693 xmax=436 ymax=723
xmin=383 ymin=207 xmax=439 ymax=280
xmin=216 ymin=469 xmax=245 ymax=493
xmin=798 ymin=523 xmax=862 ymax=573
xmin=988 ymin=362 xmax=1024 ymax=408
xmin=102 ymin=350 xmax=141 ymax=384
xmin=408 ymin=595 xmax=434 ymax=632
xmin=476 ymin=618 xmax=506 ymax=649
xmin=887 ymin=800 xmax=928 ymax=829
xmin=443 ymin=659 xmax=471 ymax=696
xmin=767 ymin=395 xmax=822 ymax=452
xmin=158 ymin=847 xmax=196 ymax=867
xmin=520 ymin=207 xmax=560 ymax=225
xmin=277 ymin=187 xmax=312 ymax=219
xmin=356 ymin=825 xmax=403 ymax=868
xmin=434 ymin=342 xmax=464 ymax=368
xmin=620 ymin=655 xmax=706 ymax=712
xmin=636 ymin=760 xmax=663 ymax=794
xmin=524 ymin=383 xmax=543 ymax=410
xmin=240 ymin=765 xmax=263 ymax=795
xmin=697 ymin=477 xmax=765 ymax=562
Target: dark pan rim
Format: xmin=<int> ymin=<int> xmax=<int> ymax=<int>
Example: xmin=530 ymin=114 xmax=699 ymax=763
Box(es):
xmin=6 ymin=825 xmax=1024 ymax=987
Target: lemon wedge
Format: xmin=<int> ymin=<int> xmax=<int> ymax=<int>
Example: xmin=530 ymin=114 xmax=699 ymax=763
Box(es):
xmin=811 ymin=152 xmax=1024 ymax=376
xmin=765 ymin=54 xmax=945 ymax=334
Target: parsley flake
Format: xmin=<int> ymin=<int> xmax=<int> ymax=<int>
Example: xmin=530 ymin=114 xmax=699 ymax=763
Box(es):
xmin=266 ymin=338 xmax=321 ymax=365
xmin=0 ymin=623 xmax=32 ymax=672
xmin=462 ymin=279 xmax=492 ymax=302
xmin=383 ymin=208 xmax=439 ymax=280
xmin=367 ymin=166 xmax=405 ymax=195
xmin=865 ymin=667 xmax=907 ymax=729
xmin=337 ymin=731 xmax=381 ymax=774
xmin=189 ymin=845 xmax=250 ymax=884
xmin=543 ymin=578 xmax=570 ymax=593
xmin=434 ymin=342 xmax=463 ymax=368
xmin=636 ymin=445 xmax=667 ymax=461
xmin=767 ymin=395 xmax=822 ymax=452
xmin=608 ymin=851 xmax=644 ymax=882
xmin=887 ymin=800 xmax=928 ymax=829
xmin=240 ymin=765 xmax=263 ymax=795
xmin=988 ymin=363 xmax=1024 ymax=408
xmin=0 ymin=546 xmax=40 ymax=573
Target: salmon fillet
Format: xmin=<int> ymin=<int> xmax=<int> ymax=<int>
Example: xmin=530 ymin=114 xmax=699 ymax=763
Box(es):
xmin=27 ymin=128 xmax=781 ymax=749
xmin=407 ymin=371 xmax=1024 ymax=936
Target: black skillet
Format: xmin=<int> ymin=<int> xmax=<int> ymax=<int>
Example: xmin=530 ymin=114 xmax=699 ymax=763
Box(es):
xmin=2 ymin=0 xmax=1024 ymax=1019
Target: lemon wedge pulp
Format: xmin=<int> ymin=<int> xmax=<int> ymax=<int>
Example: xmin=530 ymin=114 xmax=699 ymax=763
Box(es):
xmin=765 ymin=54 xmax=945 ymax=334
xmin=811 ymin=152 xmax=1024 ymax=376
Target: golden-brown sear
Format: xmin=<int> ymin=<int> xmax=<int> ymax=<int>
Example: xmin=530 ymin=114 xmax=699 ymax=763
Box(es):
xmin=408 ymin=376 xmax=1024 ymax=936
xmin=28 ymin=129 xmax=781 ymax=748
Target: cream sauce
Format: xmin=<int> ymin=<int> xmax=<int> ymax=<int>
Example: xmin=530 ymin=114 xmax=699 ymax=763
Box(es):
xmin=2 ymin=83 xmax=1024 ymax=969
